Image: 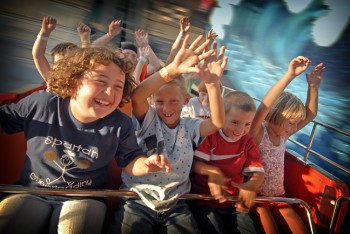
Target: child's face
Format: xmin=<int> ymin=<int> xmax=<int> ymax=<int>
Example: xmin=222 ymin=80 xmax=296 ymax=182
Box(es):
xmin=154 ymin=84 xmax=187 ymax=129
xmin=222 ymin=107 xmax=255 ymax=141
xmin=198 ymin=91 xmax=209 ymax=106
xmin=271 ymin=118 xmax=301 ymax=138
xmin=70 ymin=63 xmax=125 ymax=123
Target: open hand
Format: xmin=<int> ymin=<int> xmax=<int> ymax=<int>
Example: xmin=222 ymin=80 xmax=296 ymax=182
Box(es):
xmin=166 ymin=34 xmax=214 ymax=77
xmin=180 ymin=16 xmax=190 ymax=34
xmin=198 ymin=42 xmax=228 ymax=84
xmin=108 ymin=20 xmax=124 ymax=37
xmin=306 ymin=62 xmax=325 ymax=89
xmin=287 ymin=56 xmax=311 ymax=77
xmin=144 ymin=154 xmax=171 ymax=173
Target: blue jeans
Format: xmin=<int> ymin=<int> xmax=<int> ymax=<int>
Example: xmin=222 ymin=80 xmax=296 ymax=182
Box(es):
xmin=189 ymin=202 xmax=261 ymax=234
xmin=0 ymin=194 xmax=106 ymax=234
xmin=109 ymin=199 xmax=200 ymax=234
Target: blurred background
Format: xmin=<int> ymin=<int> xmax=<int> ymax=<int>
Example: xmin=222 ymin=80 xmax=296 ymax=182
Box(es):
xmin=0 ymin=0 xmax=349 ymax=230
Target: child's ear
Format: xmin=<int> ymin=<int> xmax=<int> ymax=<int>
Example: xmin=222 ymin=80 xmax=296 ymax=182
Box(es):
xmin=184 ymin=93 xmax=191 ymax=105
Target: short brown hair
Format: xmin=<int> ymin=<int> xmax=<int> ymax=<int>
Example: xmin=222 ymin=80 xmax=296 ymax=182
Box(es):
xmin=223 ymin=90 xmax=256 ymax=114
xmin=49 ymin=42 xmax=78 ymax=57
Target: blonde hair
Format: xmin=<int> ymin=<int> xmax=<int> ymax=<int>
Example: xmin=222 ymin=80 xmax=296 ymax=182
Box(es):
xmin=47 ymin=46 xmax=136 ymax=107
xmin=158 ymin=76 xmax=189 ymax=97
xmin=266 ymin=91 xmax=306 ymax=126
xmin=223 ymin=91 xmax=256 ymax=114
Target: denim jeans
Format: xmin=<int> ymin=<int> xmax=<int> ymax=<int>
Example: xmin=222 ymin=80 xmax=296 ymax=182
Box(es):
xmin=189 ymin=202 xmax=261 ymax=234
xmin=0 ymin=193 xmax=106 ymax=234
xmin=109 ymin=199 xmax=200 ymax=234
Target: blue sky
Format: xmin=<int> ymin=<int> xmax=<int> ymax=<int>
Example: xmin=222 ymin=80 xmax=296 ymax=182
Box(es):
xmin=210 ymin=0 xmax=349 ymax=47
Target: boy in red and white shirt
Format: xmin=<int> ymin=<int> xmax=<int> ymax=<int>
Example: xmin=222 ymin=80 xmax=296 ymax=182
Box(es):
xmin=190 ymin=90 xmax=265 ymax=234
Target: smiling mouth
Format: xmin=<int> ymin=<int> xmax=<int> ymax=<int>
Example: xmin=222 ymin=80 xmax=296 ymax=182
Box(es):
xmin=233 ymin=132 xmax=241 ymax=137
xmin=163 ymin=113 xmax=174 ymax=118
xmin=95 ymin=99 xmax=111 ymax=106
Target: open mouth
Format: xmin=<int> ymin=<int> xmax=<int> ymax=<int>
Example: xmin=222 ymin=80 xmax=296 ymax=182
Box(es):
xmin=95 ymin=99 xmax=111 ymax=106
xmin=163 ymin=113 xmax=174 ymax=118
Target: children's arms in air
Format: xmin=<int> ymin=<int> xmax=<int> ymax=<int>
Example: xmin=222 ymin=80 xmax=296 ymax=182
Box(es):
xmin=32 ymin=16 xmax=56 ymax=82
xmin=92 ymin=20 xmax=124 ymax=45
xmin=198 ymin=42 xmax=228 ymax=137
xmin=131 ymin=34 xmax=215 ymax=121
xmin=165 ymin=16 xmax=190 ymax=65
xmin=295 ymin=63 xmax=325 ymax=132
xmin=249 ymin=56 xmax=311 ymax=141
xmin=133 ymin=46 xmax=150 ymax=84
xmin=134 ymin=29 xmax=161 ymax=75
xmin=77 ymin=22 xmax=91 ymax=48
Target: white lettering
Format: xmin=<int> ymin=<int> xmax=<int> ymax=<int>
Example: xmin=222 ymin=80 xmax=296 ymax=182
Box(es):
xmin=44 ymin=136 xmax=99 ymax=159
xmin=30 ymin=172 xmax=93 ymax=189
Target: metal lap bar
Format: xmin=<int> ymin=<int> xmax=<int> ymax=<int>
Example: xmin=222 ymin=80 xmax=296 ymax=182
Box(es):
xmin=0 ymin=184 xmax=316 ymax=234
xmin=330 ymin=196 xmax=350 ymax=234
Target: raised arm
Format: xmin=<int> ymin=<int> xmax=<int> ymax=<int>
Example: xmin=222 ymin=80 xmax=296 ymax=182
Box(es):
xmin=133 ymin=46 xmax=150 ymax=84
xmin=165 ymin=16 xmax=191 ymax=65
xmin=134 ymin=29 xmax=161 ymax=75
xmin=92 ymin=20 xmax=123 ymax=45
xmin=249 ymin=56 xmax=311 ymax=141
xmin=131 ymin=34 xmax=214 ymax=122
xmin=199 ymin=42 xmax=228 ymax=137
xmin=295 ymin=62 xmax=325 ymax=132
xmin=77 ymin=22 xmax=91 ymax=48
xmin=32 ymin=16 xmax=57 ymax=82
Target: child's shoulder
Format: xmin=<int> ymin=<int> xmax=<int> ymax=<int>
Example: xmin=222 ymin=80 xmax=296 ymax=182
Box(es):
xmin=181 ymin=116 xmax=203 ymax=127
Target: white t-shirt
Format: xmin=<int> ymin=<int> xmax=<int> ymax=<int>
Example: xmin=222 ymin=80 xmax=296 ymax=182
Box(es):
xmin=122 ymin=106 xmax=203 ymax=211
xmin=181 ymin=96 xmax=210 ymax=119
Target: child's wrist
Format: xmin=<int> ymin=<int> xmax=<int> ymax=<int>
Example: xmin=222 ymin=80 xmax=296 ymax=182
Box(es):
xmin=159 ymin=67 xmax=172 ymax=82
xmin=37 ymin=34 xmax=49 ymax=41
xmin=106 ymin=32 xmax=113 ymax=38
xmin=138 ymin=56 xmax=148 ymax=63
xmin=177 ymin=32 xmax=186 ymax=40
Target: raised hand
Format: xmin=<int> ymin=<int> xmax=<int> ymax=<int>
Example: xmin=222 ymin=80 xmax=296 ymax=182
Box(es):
xmin=108 ymin=20 xmax=124 ymax=37
xmin=206 ymin=29 xmax=218 ymax=42
xmin=180 ymin=16 xmax=190 ymax=34
xmin=144 ymin=154 xmax=171 ymax=173
xmin=306 ymin=62 xmax=325 ymax=89
xmin=77 ymin=22 xmax=91 ymax=47
xmin=287 ymin=56 xmax=311 ymax=77
xmin=138 ymin=46 xmax=150 ymax=61
xmin=42 ymin=16 xmax=57 ymax=34
xmin=135 ymin=29 xmax=149 ymax=48
xmin=167 ymin=34 xmax=214 ymax=76
xmin=198 ymin=42 xmax=228 ymax=84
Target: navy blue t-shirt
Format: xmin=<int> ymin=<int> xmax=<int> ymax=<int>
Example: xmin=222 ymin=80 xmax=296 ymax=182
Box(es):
xmin=0 ymin=91 xmax=143 ymax=189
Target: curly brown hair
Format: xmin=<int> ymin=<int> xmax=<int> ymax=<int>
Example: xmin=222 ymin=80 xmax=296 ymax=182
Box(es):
xmin=47 ymin=46 xmax=136 ymax=107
